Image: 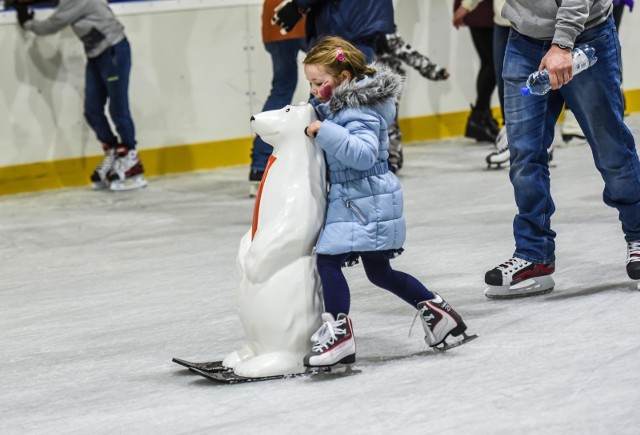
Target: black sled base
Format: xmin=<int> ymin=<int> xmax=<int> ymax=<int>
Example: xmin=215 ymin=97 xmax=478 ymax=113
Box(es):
xmin=172 ymin=357 xmax=228 ymax=373
xmin=189 ymin=367 xmax=309 ymax=384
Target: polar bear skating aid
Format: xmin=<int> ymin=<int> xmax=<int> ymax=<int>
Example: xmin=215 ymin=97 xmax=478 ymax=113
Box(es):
xmin=222 ymin=103 xmax=327 ymax=378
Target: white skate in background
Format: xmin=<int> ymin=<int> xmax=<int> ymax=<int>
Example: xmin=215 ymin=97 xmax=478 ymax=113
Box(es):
xmin=222 ymin=103 xmax=327 ymax=378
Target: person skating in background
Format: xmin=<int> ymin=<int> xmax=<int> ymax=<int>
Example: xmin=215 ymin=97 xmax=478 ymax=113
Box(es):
xmin=272 ymin=0 xmax=410 ymax=170
xmin=484 ymin=0 xmax=640 ymax=299
xmin=484 ymin=0 xmax=556 ymax=168
xmin=453 ymin=0 xmax=500 ymax=143
xmin=301 ymin=37 xmax=475 ymax=367
xmin=249 ymin=0 xmax=307 ymax=197
xmin=374 ymin=31 xmax=450 ymax=173
xmin=14 ymin=0 xmax=146 ymax=191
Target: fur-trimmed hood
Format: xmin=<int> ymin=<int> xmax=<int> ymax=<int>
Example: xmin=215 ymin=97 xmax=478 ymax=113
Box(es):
xmin=327 ymin=62 xmax=405 ymax=113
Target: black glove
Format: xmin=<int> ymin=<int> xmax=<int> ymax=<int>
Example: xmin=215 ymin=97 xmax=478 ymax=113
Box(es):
xmin=15 ymin=3 xmax=34 ymax=28
xmin=271 ymin=0 xmax=303 ymax=34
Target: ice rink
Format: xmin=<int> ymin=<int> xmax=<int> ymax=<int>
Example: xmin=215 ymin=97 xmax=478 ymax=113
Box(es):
xmin=2 ymin=116 xmax=640 ymax=434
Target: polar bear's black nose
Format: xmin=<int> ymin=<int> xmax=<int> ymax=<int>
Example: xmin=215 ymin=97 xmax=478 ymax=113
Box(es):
xmin=250 ymin=116 xmax=255 ymax=122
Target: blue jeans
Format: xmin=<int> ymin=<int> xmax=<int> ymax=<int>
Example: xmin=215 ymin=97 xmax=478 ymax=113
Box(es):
xmin=251 ymin=38 xmax=306 ymax=171
xmin=84 ymin=38 xmax=136 ymax=149
xmin=493 ymin=24 xmax=510 ymax=122
xmin=503 ymin=16 xmax=640 ymax=264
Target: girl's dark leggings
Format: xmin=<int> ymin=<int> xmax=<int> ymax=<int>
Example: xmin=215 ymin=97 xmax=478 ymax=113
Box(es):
xmin=316 ymin=252 xmax=435 ymax=317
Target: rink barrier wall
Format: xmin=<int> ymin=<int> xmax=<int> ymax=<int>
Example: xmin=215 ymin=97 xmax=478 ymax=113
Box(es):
xmin=1 ymin=0 xmax=639 ymax=196
xmin=2 ymin=91 xmax=639 ymax=196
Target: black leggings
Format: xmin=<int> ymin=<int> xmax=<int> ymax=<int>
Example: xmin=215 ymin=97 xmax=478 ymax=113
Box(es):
xmin=470 ymin=26 xmax=496 ymax=112
xmin=316 ymin=252 xmax=434 ymax=317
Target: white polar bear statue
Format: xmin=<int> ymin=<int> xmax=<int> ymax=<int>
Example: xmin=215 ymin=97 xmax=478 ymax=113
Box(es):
xmin=222 ymin=102 xmax=327 ymax=378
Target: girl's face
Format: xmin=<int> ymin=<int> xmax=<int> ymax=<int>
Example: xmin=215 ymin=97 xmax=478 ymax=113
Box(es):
xmin=304 ymin=64 xmax=343 ymax=103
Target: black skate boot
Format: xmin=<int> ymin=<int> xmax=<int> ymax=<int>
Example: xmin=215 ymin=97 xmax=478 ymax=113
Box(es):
xmin=304 ymin=313 xmax=356 ymax=368
xmin=484 ymin=257 xmax=555 ymax=299
xmin=465 ymin=105 xmax=498 ymax=143
xmin=626 ymin=241 xmax=640 ymax=281
xmin=417 ymin=293 xmax=476 ymax=350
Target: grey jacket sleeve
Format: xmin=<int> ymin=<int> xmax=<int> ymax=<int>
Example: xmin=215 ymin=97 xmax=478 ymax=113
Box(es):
xmin=554 ymin=0 xmax=591 ymax=48
xmin=25 ymin=0 xmax=88 ymax=35
xmin=502 ymin=0 xmax=612 ymax=48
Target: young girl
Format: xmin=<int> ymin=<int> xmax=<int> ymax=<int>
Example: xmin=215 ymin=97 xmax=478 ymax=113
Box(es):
xmin=302 ymin=36 xmax=473 ymax=368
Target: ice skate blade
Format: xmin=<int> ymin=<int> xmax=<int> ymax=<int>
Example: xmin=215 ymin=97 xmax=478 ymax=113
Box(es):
xmin=434 ymin=332 xmax=478 ymax=351
xmin=486 ymin=161 xmax=508 ymax=170
xmin=109 ymin=175 xmax=147 ymax=192
xmin=484 ymin=275 xmax=555 ymax=299
xmin=91 ymin=181 xmax=109 ymax=190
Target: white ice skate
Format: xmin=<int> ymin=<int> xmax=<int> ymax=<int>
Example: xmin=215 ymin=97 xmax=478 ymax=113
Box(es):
xmin=484 ymin=257 xmax=555 ymax=299
xmin=304 ymin=313 xmax=356 ymax=368
xmin=90 ymin=145 xmax=116 ymax=190
xmin=108 ymin=149 xmax=147 ymax=191
xmin=486 ymin=127 xmax=509 ymax=169
xmin=416 ymin=293 xmax=477 ymax=350
xmin=486 ymin=128 xmax=555 ymax=169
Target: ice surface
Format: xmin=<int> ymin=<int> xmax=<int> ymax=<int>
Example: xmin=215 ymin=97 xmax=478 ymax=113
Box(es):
xmin=1 ymin=116 xmax=640 ymax=434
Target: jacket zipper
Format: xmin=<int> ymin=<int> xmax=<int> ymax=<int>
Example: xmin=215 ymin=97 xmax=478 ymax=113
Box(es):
xmin=345 ymin=198 xmax=368 ymax=224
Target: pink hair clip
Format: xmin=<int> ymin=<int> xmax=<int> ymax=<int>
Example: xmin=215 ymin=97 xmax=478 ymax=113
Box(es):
xmin=336 ymin=47 xmax=345 ymax=62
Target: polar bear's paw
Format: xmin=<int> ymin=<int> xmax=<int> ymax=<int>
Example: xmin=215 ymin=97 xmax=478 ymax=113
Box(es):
xmin=233 ymin=352 xmax=304 ymax=378
xmin=222 ymin=345 xmax=256 ymax=369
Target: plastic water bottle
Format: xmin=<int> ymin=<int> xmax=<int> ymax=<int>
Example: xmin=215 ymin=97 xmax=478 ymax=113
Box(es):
xmin=521 ymin=44 xmax=598 ymax=96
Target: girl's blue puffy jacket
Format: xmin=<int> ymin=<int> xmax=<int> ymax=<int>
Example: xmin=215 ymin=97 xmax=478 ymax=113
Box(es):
xmin=312 ymin=63 xmax=406 ymax=255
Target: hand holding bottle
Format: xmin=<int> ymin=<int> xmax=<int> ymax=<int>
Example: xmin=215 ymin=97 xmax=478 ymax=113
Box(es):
xmin=521 ymin=44 xmax=598 ymax=96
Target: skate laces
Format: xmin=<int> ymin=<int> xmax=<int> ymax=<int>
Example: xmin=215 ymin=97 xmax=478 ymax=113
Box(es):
xmin=409 ymin=301 xmax=436 ymax=337
xmin=497 ymin=257 xmax=531 ymax=276
xmin=627 ymin=241 xmax=640 ymax=263
xmin=113 ymin=150 xmax=138 ymax=177
xmin=95 ymin=149 xmax=116 ymax=177
xmin=310 ymin=317 xmax=346 ymax=351
xmin=495 ymin=128 xmax=508 ymax=152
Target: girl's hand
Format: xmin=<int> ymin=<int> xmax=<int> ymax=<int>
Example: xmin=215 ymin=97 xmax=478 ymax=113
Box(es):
xmin=305 ymin=121 xmax=322 ymax=138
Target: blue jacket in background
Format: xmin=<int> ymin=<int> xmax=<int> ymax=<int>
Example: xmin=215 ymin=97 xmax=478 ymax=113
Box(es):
xmin=296 ymin=0 xmax=395 ymax=46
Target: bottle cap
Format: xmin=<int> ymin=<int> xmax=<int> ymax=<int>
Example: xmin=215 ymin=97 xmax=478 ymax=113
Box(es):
xmin=521 ymin=87 xmax=531 ymax=96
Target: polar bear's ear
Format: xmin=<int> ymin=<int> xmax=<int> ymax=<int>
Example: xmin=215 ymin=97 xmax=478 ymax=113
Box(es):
xmin=296 ymin=101 xmax=306 ymax=106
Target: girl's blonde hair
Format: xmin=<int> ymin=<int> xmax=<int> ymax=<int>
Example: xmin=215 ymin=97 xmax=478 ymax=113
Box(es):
xmin=303 ymin=36 xmax=376 ymax=80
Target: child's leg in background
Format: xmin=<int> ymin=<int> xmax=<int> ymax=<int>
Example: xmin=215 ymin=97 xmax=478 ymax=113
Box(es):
xmin=316 ymin=253 xmax=353 ymax=317
xmin=360 ymin=252 xmax=434 ymax=306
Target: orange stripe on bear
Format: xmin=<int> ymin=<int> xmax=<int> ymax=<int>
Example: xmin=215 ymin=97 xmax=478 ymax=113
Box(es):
xmin=251 ymin=155 xmax=277 ymax=240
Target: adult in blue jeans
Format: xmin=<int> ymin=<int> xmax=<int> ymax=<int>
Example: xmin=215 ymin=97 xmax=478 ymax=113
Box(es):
xmin=249 ymin=0 xmax=306 ymax=197
xmin=15 ymin=0 xmax=146 ymax=192
xmin=484 ymin=0 xmax=640 ymax=298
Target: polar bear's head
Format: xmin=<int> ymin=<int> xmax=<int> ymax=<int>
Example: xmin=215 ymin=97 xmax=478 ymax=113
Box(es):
xmin=250 ymin=102 xmax=317 ymax=148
